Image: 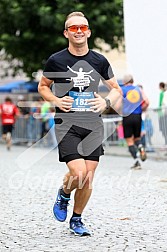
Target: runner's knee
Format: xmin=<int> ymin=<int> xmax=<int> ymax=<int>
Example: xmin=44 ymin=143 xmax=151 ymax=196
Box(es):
xmin=69 ymin=166 xmax=87 ymax=181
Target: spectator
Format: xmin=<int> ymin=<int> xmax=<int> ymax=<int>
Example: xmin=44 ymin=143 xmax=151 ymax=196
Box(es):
xmin=162 ymin=83 xmax=167 ymax=107
xmin=158 ymin=82 xmax=166 ymax=109
xmin=27 ymin=101 xmax=41 ymax=146
xmin=140 ymin=116 xmax=146 ymax=148
xmin=47 ymin=107 xmax=58 ymax=148
xmin=116 ymin=121 xmax=125 ymax=146
xmin=144 ymin=113 xmax=154 ymax=150
xmin=17 ymin=95 xmax=30 ymax=117
xmin=158 ymin=82 xmax=167 ymax=145
xmin=40 ymin=101 xmax=51 ymax=141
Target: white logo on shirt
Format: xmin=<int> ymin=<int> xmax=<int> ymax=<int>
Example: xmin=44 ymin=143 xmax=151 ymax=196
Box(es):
xmin=66 ymin=66 xmax=95 ymax=92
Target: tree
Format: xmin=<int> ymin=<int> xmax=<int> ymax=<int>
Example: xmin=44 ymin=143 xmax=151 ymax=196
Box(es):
xmin=0 ymin=0 xmax=124 ymax=79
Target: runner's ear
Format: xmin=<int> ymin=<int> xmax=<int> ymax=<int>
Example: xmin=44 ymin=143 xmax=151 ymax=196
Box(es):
xmin=63 ymin=30 xmax=68 ymax=38
xmin=87 ymin=29 xmax=91 ymax=38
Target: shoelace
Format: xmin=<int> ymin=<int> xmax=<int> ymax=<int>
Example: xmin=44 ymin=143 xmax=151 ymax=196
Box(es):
xmin=73 ymin=218 xmax=84 ymax=227
xmin=57 ymin=198 xmax=69 ymax=210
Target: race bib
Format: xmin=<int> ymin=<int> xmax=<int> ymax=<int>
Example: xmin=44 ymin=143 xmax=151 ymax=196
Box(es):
xmin=69 ymin=91 xmax=94 ymax=111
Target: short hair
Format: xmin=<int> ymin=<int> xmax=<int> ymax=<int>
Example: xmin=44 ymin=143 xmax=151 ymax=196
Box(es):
xmin=65 ymin=11 xmax=87 ymax=29
xmin=5 ymin=97 xmax=12 ymax=102
xmin=123 ymin=74 xmax=134 ymax=85
xmin=159 ymin=82 xmax=165 ymax=89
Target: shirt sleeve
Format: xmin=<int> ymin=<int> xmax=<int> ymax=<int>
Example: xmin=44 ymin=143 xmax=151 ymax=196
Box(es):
xmin=101 ymin=56 xmax=114 ymax=80
xmin=43 ymin=56 xmax=56 ymax=80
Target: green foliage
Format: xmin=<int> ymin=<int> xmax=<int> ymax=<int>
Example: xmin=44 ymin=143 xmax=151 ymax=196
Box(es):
xmin=0 ymin=0 xmax=124 ymax=78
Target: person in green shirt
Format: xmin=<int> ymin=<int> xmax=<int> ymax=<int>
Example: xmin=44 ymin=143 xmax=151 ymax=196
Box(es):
xmin=41 ymin=101 xmax=51 ymax=139
xmin=158 ymin=82 xmax=167 ymax=145
xmin=159 ymin=82 xmax=166 ymax=108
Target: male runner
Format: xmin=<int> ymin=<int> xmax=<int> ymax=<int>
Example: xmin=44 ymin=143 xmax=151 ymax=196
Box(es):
xmin=0 ymin=97 xmax=19 ymax=150
xmin=38 ymin=11 xmax=121 ymax=236
xmin=121 ymin=74 xmax=149 ymax=169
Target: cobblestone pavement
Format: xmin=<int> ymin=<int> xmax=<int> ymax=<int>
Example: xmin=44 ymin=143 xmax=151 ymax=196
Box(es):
xmin=1 ymin=144 xmax=167 ymax=252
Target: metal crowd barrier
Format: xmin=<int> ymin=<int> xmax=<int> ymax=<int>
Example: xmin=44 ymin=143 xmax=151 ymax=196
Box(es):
xmin=103 ymin=108 xmax=167 ymax=150
xmin=144 ymin=107 xmax=167 ymax=149
xmin=0 ymin=116 xmax=42 ymax=144
xmin=13 ymin=117 xmax=42 ymax=143
xmin=102 ymin=115 xmax=122 ymax=146
xmin=0 ymin=108 xmax=167 ymax=150
xmin=0 ymin=115 xmax=122 ymax=146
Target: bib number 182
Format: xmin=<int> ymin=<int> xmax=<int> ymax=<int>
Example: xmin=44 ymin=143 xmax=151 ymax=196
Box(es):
xmin=75 ymin=98 xmax=88 ymax=106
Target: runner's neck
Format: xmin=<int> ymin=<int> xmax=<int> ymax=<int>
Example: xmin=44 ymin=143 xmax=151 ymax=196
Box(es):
xmin=68 ymin=44 xmax=89 ymax=56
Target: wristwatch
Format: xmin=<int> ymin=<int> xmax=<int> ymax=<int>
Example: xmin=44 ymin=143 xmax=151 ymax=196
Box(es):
xmin=104 ymin=97 xmax=111 ymax=109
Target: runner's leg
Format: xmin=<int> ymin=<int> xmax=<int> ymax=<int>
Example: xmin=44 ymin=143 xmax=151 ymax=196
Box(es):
xmin=73 ymin=159 xmax=98 ymax=214
xmin=63 ymin=159 xmax=98 ymax=214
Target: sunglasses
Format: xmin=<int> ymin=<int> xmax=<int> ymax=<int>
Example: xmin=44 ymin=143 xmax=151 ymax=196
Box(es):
xmin=66 ymin=25 xmax=89 ymax=32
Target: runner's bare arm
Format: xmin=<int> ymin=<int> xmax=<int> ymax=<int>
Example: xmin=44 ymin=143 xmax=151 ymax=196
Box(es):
xmin=140 ymin=88 xmax=149 ymax=111
xmin=104 ymin=77 xmax=122 ymax=113
xmin=104 ymin=77 xmax=122 ymax=92
xmin=38 ymin=75 xmax=74 ymax=112
xmin=86 ymin=77 xmax=122 ymax=114
xmin=141 ymin=89 xmax=149 ymax=105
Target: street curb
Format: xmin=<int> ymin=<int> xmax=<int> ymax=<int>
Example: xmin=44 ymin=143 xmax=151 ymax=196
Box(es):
xmin=104 ymin=147 xmax=167 ymax=161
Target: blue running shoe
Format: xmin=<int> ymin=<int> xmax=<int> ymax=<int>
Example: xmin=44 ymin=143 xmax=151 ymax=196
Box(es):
xmin=53 ymin=189 xmax=70 ymax=222
xmin=70 ymin=217 xmax=91 ymax=236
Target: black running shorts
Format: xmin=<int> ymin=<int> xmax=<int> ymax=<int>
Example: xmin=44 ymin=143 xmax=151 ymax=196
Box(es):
xmin=2 ymin=125 xmax=13 ymax=134
xmin=122 ymin=114 xmax=142 ymax=138
xmin=55 ymin=118 xmax=104 ymax=163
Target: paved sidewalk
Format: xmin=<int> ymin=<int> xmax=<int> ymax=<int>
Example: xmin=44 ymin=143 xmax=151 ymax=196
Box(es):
xmin=104 ymin=145 xmax=167 ymax=161
xmin=1 ymin=144 xmax=167 ymax=252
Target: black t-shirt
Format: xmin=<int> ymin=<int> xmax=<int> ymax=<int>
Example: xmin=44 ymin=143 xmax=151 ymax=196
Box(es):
xmin=43 ymin=48 xmax=114 ymax=116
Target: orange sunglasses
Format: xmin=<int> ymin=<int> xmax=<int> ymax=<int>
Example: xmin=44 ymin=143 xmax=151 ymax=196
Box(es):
xmin=66 ymin=25 xmax=89 ymax=32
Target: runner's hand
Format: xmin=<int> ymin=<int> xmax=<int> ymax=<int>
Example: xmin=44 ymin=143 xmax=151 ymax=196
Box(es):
xmin=86 ymin=92 xmax=107 ymax=113
xmin=56 ymin=96 xmax=74 ymax=112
